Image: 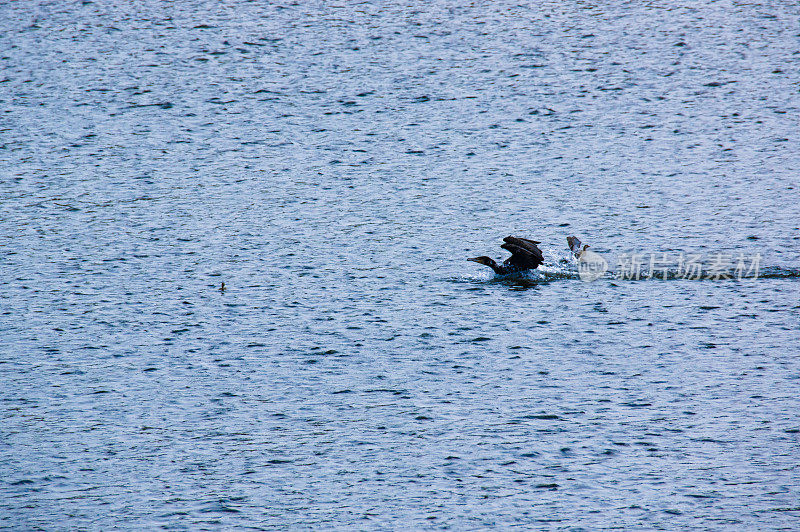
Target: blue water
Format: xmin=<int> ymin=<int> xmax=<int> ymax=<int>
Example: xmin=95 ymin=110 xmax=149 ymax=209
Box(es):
xmin=2 ymin=1 xmax=799 ymax=529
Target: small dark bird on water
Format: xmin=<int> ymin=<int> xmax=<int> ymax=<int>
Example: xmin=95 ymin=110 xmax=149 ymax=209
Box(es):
xmin=219 ymin=282 xmax=226 ymax=292
xmin=468 ymin=236 xmax=545 ymax=275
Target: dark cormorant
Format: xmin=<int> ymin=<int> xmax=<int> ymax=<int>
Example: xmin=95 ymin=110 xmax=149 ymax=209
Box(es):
xmin=468 ymin=236 xmax=545 ymax=275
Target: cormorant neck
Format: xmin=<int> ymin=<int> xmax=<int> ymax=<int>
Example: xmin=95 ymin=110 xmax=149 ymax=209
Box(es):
xmin=487 ymin=258 xmax=505 ymax=274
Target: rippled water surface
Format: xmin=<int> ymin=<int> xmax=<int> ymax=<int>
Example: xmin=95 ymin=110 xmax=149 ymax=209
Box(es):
xmin=2 ymin=1 xmax=800 ymax=529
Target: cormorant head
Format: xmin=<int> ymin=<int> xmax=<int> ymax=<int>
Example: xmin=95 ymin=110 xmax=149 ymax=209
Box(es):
xmin=468 ymin=256 xmax=496 ymax=267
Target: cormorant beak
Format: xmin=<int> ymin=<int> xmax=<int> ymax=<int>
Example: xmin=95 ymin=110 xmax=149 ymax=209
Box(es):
xmin=467 ymin=257 xmax=480 ymax=263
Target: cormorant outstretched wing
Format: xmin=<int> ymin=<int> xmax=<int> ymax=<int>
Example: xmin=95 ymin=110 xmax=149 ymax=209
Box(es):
xmin=501 ymin=236 xmax=544 ymax=270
